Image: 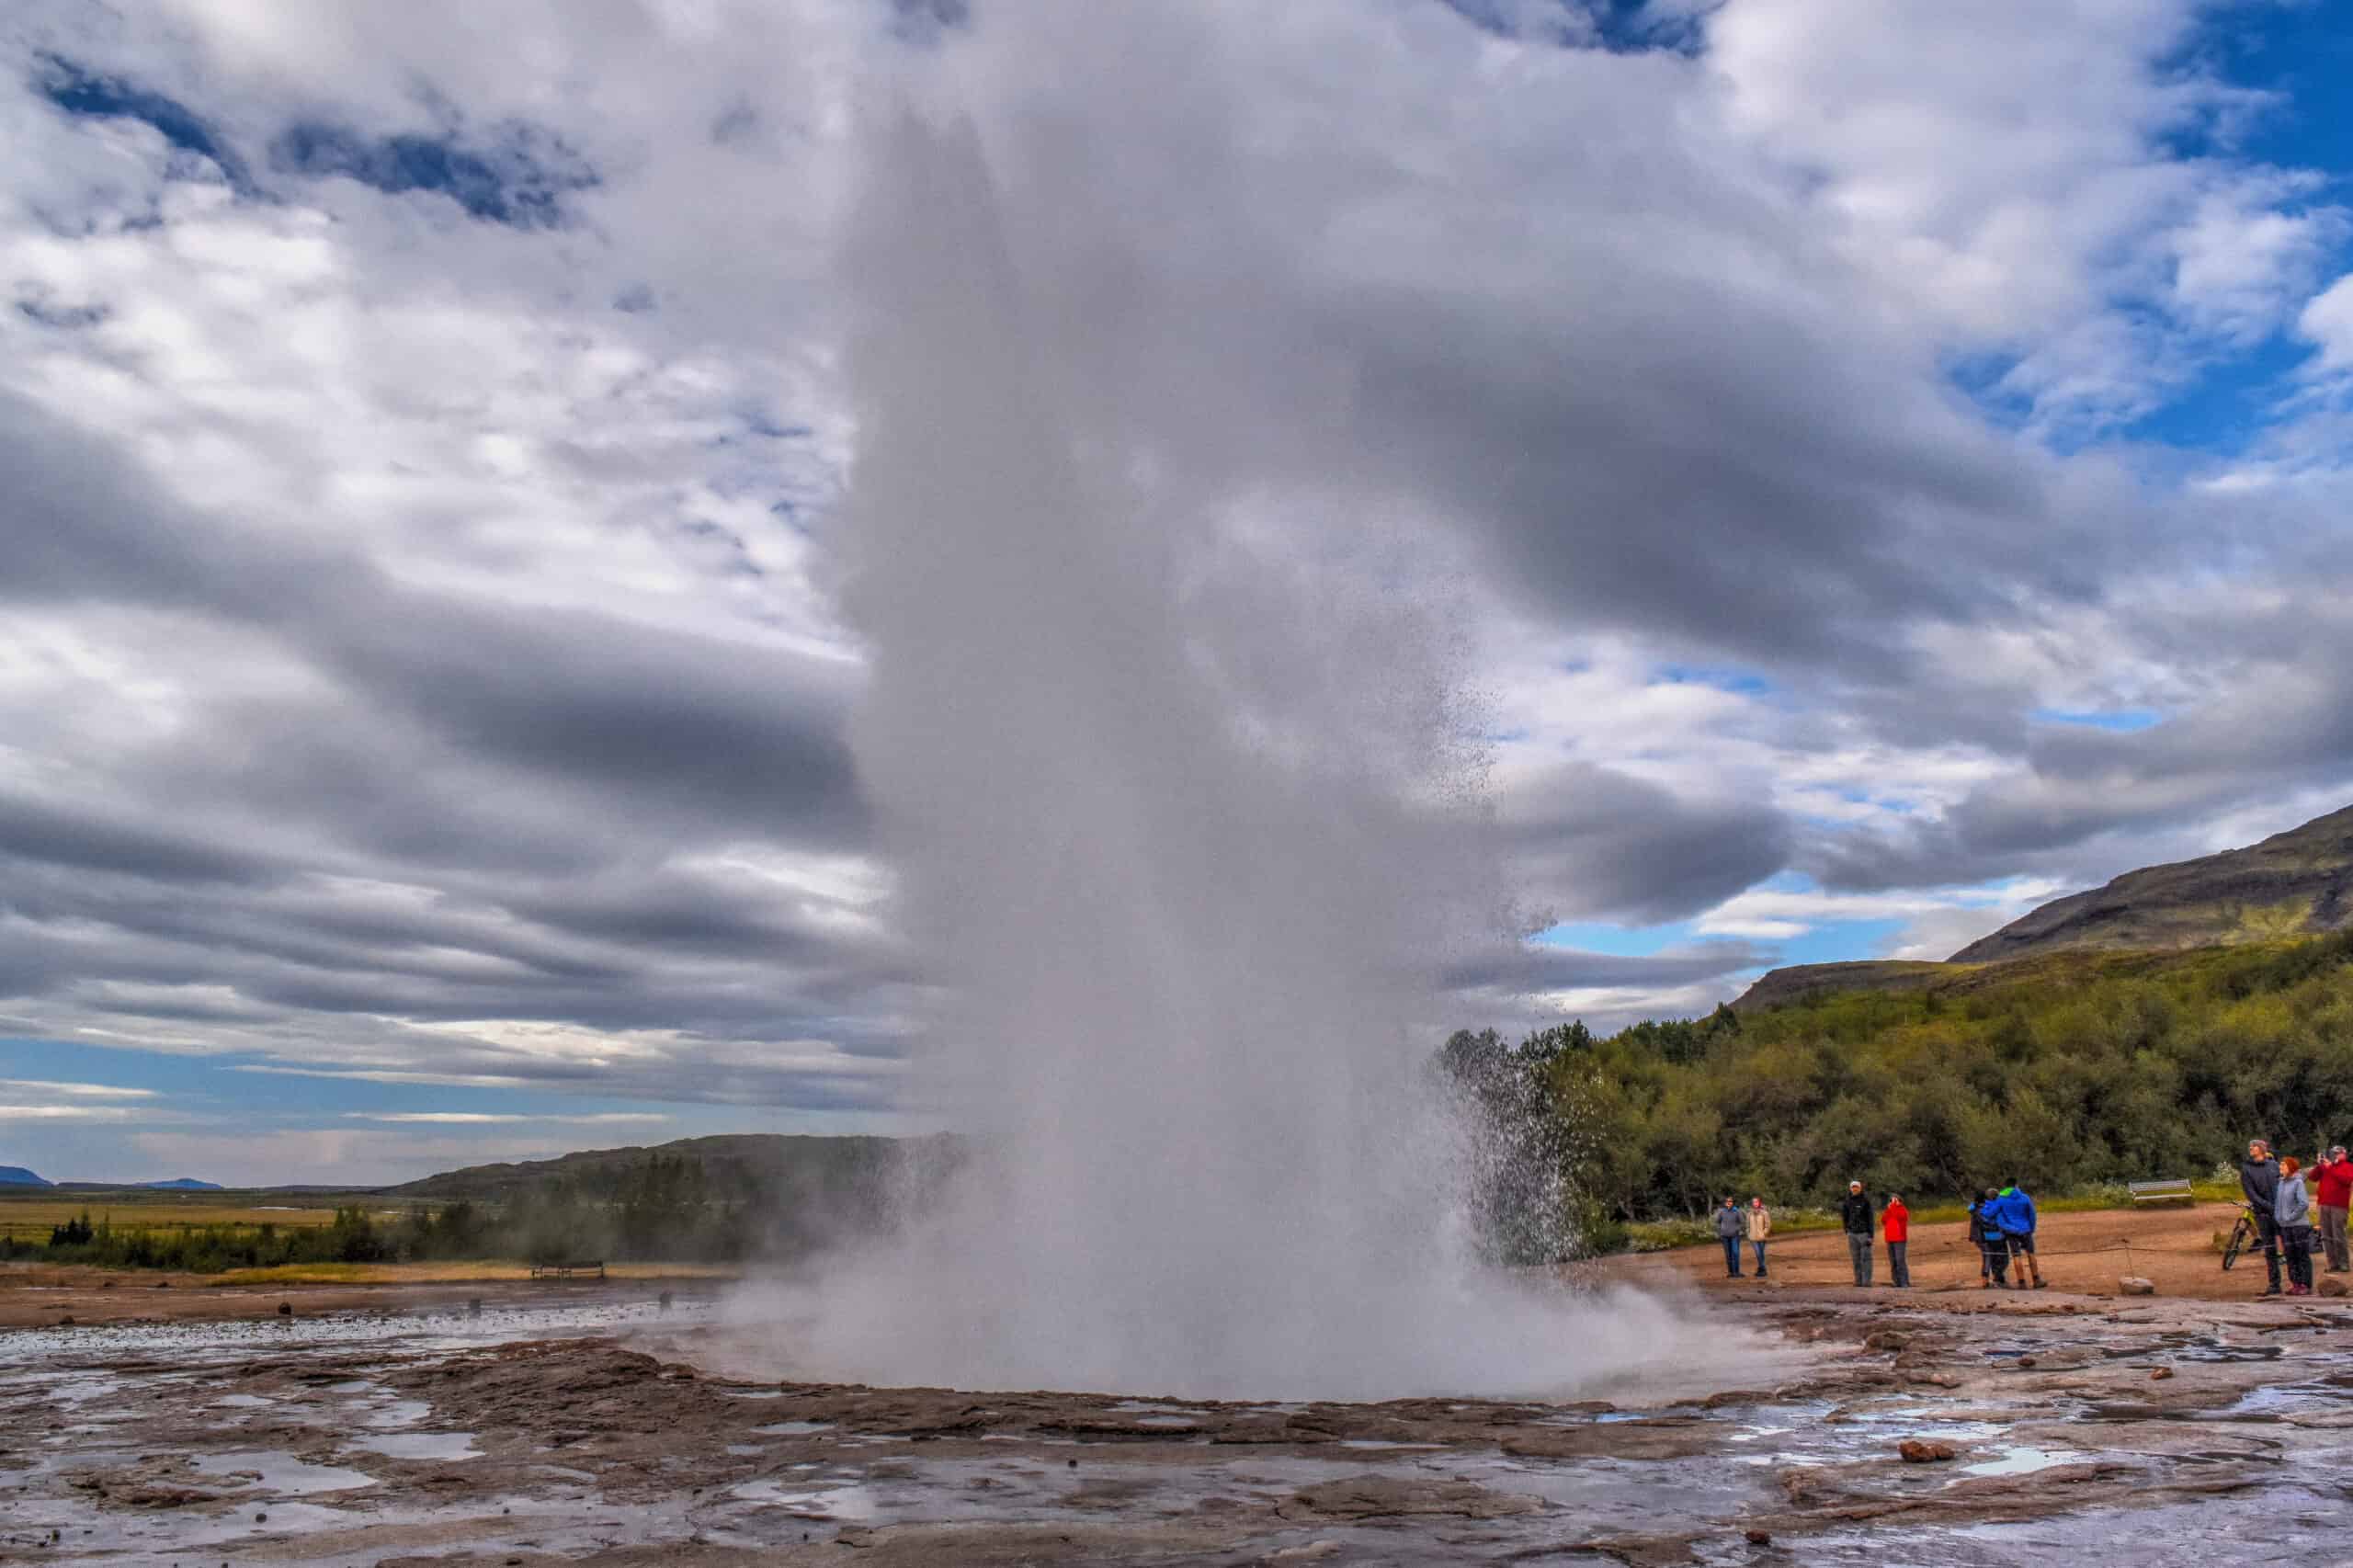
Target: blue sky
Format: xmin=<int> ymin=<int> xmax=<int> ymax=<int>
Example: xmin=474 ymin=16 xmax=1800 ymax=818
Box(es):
xmin=5 ymin=0 xmax=2353 ymax=1184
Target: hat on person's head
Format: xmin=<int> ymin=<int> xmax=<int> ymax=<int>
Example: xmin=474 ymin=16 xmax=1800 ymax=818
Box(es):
xmin=1848 ymin=1180 xmax=1862 ymax=1190
xmin=1984 ymin=1187 xmax=1999 ymax=1199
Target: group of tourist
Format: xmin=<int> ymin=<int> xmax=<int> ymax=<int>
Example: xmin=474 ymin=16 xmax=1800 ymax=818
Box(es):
xmin=2238 ymin=1139 xmax=2353 ymax=1297
xmin=1707 ymin=1138 xmax=2353 ymax=1297
xmin=1711 ymin=1181 xmax=2044 ymax=1290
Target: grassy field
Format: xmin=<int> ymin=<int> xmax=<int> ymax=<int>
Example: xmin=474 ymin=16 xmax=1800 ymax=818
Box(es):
xmin=207 ymin=1260 xmax=743 ymax=1286
xmin=0 ymin=1193 xmax=403 ymax=1243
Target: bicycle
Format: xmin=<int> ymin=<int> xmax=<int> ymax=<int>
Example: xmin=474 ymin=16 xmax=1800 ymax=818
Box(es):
xmin=2222 ymin=1202 xmax=2264 ymax=1271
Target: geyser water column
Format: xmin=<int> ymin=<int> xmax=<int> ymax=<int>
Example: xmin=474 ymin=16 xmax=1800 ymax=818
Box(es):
xmin=801 ymin=26 xmax=1700 ymax=1403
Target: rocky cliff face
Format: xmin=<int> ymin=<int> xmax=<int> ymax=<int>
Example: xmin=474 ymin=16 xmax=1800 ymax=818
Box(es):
xmin=1949 ymin=802 xmax=2353 ymax=963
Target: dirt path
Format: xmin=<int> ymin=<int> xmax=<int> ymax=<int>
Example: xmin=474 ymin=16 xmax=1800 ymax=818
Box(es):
xmin=1594 ymin=1200 xmax=2299 ymax=1304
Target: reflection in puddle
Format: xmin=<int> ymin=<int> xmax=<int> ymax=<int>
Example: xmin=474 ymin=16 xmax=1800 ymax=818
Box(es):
xmin=1960 ymin=1446 xmax=2067 ymax=1477
xmin=347 ymin=1431 xmax=483 ymax=1461
xmin=191 ymin=1450 xmax=377 ymax=1494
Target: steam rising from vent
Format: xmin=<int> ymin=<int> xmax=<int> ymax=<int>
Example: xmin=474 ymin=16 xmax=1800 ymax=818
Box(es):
xmin=789 ymin=19 xmax=1711 ymax=1402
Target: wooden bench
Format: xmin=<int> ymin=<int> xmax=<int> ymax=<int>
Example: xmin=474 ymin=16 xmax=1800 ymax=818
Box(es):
xmin=529 ymin=1260 xmax=607 ymax=1280
xmin=2128 ymin=1178 xmax=2195 ymax=1204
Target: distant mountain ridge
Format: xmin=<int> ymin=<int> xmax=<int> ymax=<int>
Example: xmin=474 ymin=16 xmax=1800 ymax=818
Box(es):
xmin=0 ymin=1166 xmax=50 ymax=1187
xmin=1734 ymin=801 xmax=2353 ymax=1011
xmin=1949 ymin=803 xmax=2353 ymax=962
xmin=392 ymin=1131 xmax=953 ymax=1200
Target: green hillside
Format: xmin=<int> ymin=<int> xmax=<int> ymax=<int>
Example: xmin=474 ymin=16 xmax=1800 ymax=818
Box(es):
xmin=1449 ymin=930 xmax=2353 ymax=1243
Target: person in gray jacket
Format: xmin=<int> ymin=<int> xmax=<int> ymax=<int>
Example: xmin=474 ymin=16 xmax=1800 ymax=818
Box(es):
xmin=2275 ymin=1155 xmax=2315 ymax=1296
xmin=1714 ymin=1196 xmax=1745 ymax=1278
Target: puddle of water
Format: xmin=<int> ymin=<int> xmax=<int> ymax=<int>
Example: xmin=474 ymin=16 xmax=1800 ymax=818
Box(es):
xmin=1959 ymin=1445 xmax=2067 ymax=1477
xmin=210 ymin=1392 xmax=274 ymax=1409
xmin=190 ymin=1449 xmax=378 ymax=1494
xmin=720 ymin=1388 xmax=785 ymax=1400
xmin=358 ymin=1398 xmax=434 ymax=1429
xmin=728 ymin=1477 xmax=880 ymax=1519
xmin=347 ymin=1431 xmax=483 ymax=1461
xmin=752 ymin=1420 xmax=835 ymax=1436
xmin=1337 ymin=1438 xmax=1441 ymax=1450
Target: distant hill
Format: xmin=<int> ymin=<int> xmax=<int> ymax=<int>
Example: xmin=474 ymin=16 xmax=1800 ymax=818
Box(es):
xmin=1733 ymin=801 xmax=2353 ymax=1010
xmin=390 ymin=1131 xmax=945 ymax=1201
xmin=1730 ymin=960 xmax=1956 ymax=1013
xmin=1950 ymin=802 xmax=2353 ymax=962
xmin=135 ymin=1177 xmax=223 ymax=1190
xmin=392 ymin=1132 xmax=959 ymax=1261
xmin=0 ymin=1166 xmax=51 ymax=1187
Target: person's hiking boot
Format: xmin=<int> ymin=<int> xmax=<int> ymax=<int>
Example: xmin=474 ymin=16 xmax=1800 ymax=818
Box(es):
xmin=2031 ymin=1278 xmax=2048 ymax=1290
xmin=2262 ymin=1286 xmax=2284 ymax=1297
xmin=2289 ymin=1284 xmax=2312 ymax=1297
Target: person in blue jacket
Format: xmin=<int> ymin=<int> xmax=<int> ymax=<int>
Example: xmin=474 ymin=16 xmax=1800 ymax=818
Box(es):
xmin=1991 ymin=1181 xmax=2047 ymax=1290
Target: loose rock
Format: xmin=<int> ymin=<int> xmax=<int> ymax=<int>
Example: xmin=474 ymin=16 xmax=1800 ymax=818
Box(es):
xmin=2120 ymin=1277 xmax=2155 ymax=1296
xmin=1899 ymin=1439 xmax=1957 ymax=1463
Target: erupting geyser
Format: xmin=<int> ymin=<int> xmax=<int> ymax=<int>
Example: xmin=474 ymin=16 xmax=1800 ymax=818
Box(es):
xmin=784 ymin=17 xmax=1713 ymax=1403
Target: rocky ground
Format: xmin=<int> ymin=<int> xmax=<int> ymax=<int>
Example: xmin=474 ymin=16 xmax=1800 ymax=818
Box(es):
xmin=4 ymin=1269 xmax=2351 ymax=1566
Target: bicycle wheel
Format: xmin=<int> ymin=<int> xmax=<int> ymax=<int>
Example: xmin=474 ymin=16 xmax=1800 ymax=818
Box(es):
xmin=2223 ymin=1220 xmax=2249 ymax=1271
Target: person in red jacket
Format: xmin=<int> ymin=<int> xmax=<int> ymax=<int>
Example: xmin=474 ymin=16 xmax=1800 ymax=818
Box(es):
xmin=2313 ymin=1145 xmax=2353 ymax=1273
xmin=1883 ymin=1194 xmax=1912 ymax=1288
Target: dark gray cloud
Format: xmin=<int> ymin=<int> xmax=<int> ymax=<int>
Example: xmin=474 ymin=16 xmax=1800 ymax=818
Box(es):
xmin=1498 ymin=764 xmax=1793 ymax=926
xmin=1440 ymin=940 xmax=1768 ymax=995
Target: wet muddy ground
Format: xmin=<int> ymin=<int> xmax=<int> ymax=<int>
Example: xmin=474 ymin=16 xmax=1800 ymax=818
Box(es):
xmin=4 ymin=1283 xmax=2350 ymax=1565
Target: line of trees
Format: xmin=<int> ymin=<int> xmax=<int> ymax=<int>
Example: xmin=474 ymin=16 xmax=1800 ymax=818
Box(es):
xmin=4 ymin=1149 xmax=920 ymax=1271
xmin=1441 ymin=931 xmax=2353 ymax=1256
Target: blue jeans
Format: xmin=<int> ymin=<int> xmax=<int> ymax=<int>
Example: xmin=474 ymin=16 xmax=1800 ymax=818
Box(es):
xmin=1721 ymin=1235 xmax=1742 ymax=1276
xmin=1750 ymin=1240 xmax=1768 ymax=1274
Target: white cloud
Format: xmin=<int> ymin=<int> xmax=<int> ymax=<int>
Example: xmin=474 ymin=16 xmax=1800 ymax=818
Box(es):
xmin=2301 ymin=272 xmax=2353 ymax=374
xmin=0 ymin=1077 xmax=156 ymax=1099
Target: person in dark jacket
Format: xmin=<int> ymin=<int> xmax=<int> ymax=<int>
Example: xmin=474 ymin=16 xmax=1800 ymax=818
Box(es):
xmin=1713 ymin=1196 xmax=1744 ymax=1278
xmin=2241 ymin=1139 xmax=2283 ymax=1297
xmin=1991 ymin=1181 xmax=2046 ymax=1289
xmin=1839 ymin=1180 xmax=1875 ymax=1286
xmin=1969 ymin=1188 xmax=2009 ymax=1288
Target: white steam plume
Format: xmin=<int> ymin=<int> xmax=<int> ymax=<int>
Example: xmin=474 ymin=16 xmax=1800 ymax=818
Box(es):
xmin=784 ymin=0 xmax=1739 ymax=1402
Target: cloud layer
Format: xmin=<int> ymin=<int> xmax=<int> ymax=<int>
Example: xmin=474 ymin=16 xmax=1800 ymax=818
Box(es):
xmin=2 ymin=0 xmax=2351 ymax=1177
